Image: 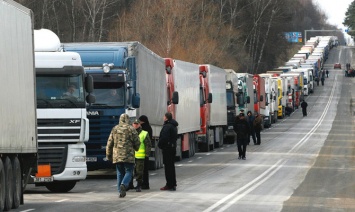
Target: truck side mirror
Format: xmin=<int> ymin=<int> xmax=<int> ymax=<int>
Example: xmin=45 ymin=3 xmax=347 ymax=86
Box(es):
xmin=208 ymin=93 xmax=213 ymax=103
xmin=132 ymin=93 xmax=140 ymax=108
xmin=246 ymin=96 xmax=250 ymax=104
xmin=260 ymin=95 xmax=264 ymax=102
xmin=85 ymin=75 xmax=94 ymax=93
xmin=172 ymin=91 xmax=179 ymax=104
xmin=86 ymin=94 xmax=96 ymax=104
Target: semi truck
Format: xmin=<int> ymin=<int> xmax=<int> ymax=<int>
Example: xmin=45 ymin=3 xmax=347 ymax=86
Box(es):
xmin=236 ymin=73 xmax=254 ymax=114
xmin=165 ymin=59 xmax=200 ymax=158
xmin=63 ymin=42 xmax=167 ymax=170
xmin=259 ymin=74 xmax=277 ymax=127
xmin=225 ymin=69 xmax=238 ymax=143
xmin=253 ymin=75 xmax=265 ymax=118
xmin=197 ymin=65 xmax=227 ymax=151
xmin=0 ymin=0 xmax=38 ymax=210
xmin=32 ymin=29 xmax=95 ymax=192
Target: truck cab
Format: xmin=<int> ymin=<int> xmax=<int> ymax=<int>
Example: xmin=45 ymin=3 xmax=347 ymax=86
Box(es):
xmin=33 ymin=29 xmax=95 ymax=192
xmin=63 ymin=43 xmax=139 ymax=171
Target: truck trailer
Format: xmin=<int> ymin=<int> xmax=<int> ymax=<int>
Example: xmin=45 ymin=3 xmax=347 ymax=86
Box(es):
xmin=0 ymin=0 xmax=37 ymax=210
xmin=165 ymin=59 xmax=200 ymax=158
xmin=197 ymin=65 xmax=227 ymax=151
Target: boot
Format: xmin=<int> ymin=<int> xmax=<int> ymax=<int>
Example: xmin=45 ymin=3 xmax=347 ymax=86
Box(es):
xmin=136 ymin=182 xmax=142 ymax=192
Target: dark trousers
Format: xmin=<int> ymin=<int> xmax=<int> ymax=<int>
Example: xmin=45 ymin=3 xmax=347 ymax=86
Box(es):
xmin=162 ymin=149 xmax=176 ymax=188
xmin=248 ymin=130 xmax=256 ymax=144
xmin=302 ymin=108 xmax=307 ymax=116
xmin=237 ymin=139 xmax=247 ymax=157
xmin=255 ymin=130 xmax=261 ymax=144
xmin=142 ymin=156 xmax=150 ymax=187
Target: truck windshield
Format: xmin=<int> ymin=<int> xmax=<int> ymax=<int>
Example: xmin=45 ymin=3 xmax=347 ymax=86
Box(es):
xmin=92 ymin=82 xmax=125 ymax=107
xmin=36 ymin=74 xmax=85 ymax=108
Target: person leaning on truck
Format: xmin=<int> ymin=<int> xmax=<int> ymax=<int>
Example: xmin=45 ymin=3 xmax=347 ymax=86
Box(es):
xmin=139 ymin=115 xmax=153 ymax=189
xmin=158 ymin=112 xmax=179 ymax=191
xmin=106 ymin=113 xmax=140 ymax=198
xmin=129 ymin=119 xmax=151 ymax=192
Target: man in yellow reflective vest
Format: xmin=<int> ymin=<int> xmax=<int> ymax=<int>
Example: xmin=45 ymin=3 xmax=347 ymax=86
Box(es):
xmin=129 ymin=119 xmax=152 ymax=192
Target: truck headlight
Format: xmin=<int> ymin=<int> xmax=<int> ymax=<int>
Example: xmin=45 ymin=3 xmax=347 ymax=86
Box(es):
xmin=72 ymin=156 xmax=86 ymax=162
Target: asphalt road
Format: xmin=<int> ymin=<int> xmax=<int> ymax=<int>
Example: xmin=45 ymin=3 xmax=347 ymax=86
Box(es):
xmin=16 ymin=46 xmax=355 ymax=212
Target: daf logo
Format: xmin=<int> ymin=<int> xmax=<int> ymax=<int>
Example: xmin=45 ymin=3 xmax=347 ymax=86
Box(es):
xmin=69 ymin=120 xmax=81 ymax=124
xmin=87 ymin=111 xmax=100 ymax=116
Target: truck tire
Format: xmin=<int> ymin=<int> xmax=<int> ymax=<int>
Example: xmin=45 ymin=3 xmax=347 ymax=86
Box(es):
xmin=4 ymin=157 xmax=13 ymax=211
xmin=45 ymin=181 xmax=76 ymax=193
xmin=11 ymin=156 xmax=21 ymax=209
xmin=0 ymin=160 xmax=5 ymax=212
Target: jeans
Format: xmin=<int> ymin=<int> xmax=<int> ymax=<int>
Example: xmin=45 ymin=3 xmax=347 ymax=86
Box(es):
xmin=116 ymin=162 xmax=134 ymax=192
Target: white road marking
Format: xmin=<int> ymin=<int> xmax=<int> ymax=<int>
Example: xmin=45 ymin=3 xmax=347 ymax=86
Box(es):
xmin=20 ymin=209 xmax=35 ymax=212
xmin=55 ymin=199 xmax=68 ymax=202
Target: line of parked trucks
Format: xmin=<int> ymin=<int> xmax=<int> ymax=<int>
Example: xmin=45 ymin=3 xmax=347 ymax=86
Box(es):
xmin=1 ymin=0 xmax=339 ymax=210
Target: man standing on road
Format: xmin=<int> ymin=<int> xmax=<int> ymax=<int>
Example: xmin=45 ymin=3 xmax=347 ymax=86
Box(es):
xmin=301 ymin=100 xmax=308 ymax=117
xmin=254 ymin=112 xmax=263 ymax=145
xmin=158 ymin=112 xmax=178 ymax=191
xmin=129 ymin=119 xmax=151 ymax=192
xmin=247 ymin=111 xmax=256 ymax=145
xmin=139 ymin=115 xmax=153 ymax=190
xmin=106 ymin=113 xmax=140 ymax=198
xmin=233 ymin=112 xmax=250 ymax=160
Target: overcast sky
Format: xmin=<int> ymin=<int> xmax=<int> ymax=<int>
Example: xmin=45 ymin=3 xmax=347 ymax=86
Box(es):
xmin=313 ymin=0 xmax=353 ymax=30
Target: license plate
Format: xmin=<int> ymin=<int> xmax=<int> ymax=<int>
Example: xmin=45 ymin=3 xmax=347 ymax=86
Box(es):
xmin=86 ymin=157 xmax=97 ymax=162
xmin=34 ymin=176 xmax=53 ymax=182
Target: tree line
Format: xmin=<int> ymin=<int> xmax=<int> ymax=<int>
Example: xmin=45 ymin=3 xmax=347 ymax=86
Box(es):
xmin=16 ymin=0 xmax=342 ymax=73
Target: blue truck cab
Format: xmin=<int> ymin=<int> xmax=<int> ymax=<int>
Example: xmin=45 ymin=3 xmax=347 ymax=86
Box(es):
xmin=63 ymin=43 xmax=140 ymax=171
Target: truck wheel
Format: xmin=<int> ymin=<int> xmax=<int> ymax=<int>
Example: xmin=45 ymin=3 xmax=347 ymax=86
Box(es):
xmin=11 ymin=157 xmax=21 ymax=209
xmin=0 ymin=160 xmax=5 ymax=212
xmin=4 ymin=157 xmax=13 ymax=211
xmin=45 ymin=181 xmax=76 ymax=193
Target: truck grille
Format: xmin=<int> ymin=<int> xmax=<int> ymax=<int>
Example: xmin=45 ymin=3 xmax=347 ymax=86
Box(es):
xmin=38 ymin=143 xmax=68 ymax=175
xmin=86 ymin=115 xmax=119 ymax=154
xmin=37 ymin=119 xmax=81 ymax=141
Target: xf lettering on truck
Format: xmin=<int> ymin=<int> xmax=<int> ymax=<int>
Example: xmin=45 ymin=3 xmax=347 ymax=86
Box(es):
xmin=69 ymin=120 xmax=81 ymax=124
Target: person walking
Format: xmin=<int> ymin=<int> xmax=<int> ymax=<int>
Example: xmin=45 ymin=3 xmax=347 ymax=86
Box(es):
xmin=321 ymin=76 xmax=325 ymax=86
xmin=158 ymin=112 xmax=179 ymax=191
xmin=326 ymin=70 xmax=329 ymax=78
xmin=233 ymin=112 xmax=250 ymax=160
xmin=106 ymin=113 xmax=140 ymax=198
xmin=253 ymin=112 xmax=263 ymax=145
xmin=138 ymin=115 xmax=153 ymax=190
xmin=129 ymin=119 xmax=151 ymax=192
xmin=246 ymin=111 xmax=256 ymax=145
xmin=301 ymin=100 xmax=308 ymax=117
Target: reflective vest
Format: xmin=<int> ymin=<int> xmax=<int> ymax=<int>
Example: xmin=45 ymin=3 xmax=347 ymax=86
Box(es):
xmin=135 ymin=130 xmax=148 ymax=159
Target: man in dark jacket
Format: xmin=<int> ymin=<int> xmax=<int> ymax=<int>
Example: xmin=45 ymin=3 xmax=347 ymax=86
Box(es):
xmin=233 ymin=112 xmax=250 ymax=160
xmin=254 ymin=112 xmax=263 ymax=145
xmin=138 ymin=115 xmax=153 ymax=189
xmin=301 ymin=100 xmax=308 ymax=117
xmin=247 ymin=111 xmax=256 ymax=145
xmin=158 ymin=112 xmax=178 ymax=191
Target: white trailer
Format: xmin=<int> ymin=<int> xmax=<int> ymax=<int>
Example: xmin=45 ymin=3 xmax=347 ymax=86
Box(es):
xmin=0 ymin=0 xmax=37 ymax=210
xmin=206 ymin=65 xmax=227 ymax=148
xmin=126 ymin=42 xmax=168 ymax=169
xmin=165 ymin=59 xmax=200 ymax=158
